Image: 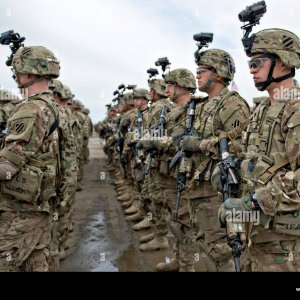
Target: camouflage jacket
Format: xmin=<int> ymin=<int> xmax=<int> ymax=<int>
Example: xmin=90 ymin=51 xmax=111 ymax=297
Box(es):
xmin=240 ymin=88 xmax=300 ymax=242
xmin=167 ymin=88 xmax=250 ymax=197
xmin=0 ymin=91 xmax=59 ymax=213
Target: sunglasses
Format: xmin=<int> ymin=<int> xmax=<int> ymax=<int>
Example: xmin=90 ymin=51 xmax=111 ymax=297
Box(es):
xmin=248 ymin=55 xmax=270 ymax=69
xmin=196 ymin=67 xmax=215 ymax=75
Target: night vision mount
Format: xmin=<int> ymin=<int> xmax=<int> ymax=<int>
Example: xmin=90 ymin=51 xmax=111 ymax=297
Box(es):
xmin=155 ymin=57 xmax=171 ymax=75
xmin=239 ymin=1 xmax=267 ymax=54
xmin=147 ymin=68 xmax=159 ymax=80
xmin=112 ymin=84 xmax=137 ymax=103
xmin=0 ymin=30 xmax=25 ymax=66
xmin=193 ymin=32 xmax=213 ymax=62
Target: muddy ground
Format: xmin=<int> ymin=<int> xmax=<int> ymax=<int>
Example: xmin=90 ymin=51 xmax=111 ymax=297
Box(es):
xmin=60 ymin=136 xmax=206 ymax=272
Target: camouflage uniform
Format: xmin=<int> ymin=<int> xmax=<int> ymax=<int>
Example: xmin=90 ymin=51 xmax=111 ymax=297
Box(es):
xmin=71 ymin=100 xmax=86 ymax=191
xmin=176 ymin=49 xmax=250 ymax=272
xmin=118 ymin=93 xmax=136 ymax=202
xmin=137 ymin=79 xmax=175 ymax=247
xmin=125 ymin=89 xmax=150 ymax=223
xmin=150 ymin=69 xmax=200 ymax=271
xmin=50 ymin=80 xmax=77 ymax=261
xmin=219 ymin=29 xmax=300 ymax=271
xmin=0 ymin=46 xmax=60 ymax=271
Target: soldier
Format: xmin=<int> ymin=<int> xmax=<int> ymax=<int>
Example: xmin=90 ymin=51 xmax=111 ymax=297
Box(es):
xmin=50 ymin=80 xmax=77 ymax=261
xmin=175 ymin=49 xmax=250 ymax=271
xmin=71 ymin=99 xmax=86 ymax=190
xmin=81 ymin=107 xmax=93 ymax=163
xmin=124 ymin=89 xmax=150 ymax=223
xmin=146 ymin=68 xmax=198 ymax=271
xmin=219 ymin=28 xmax=300 ymax=271
xmin=136 ymin=79 xmax=175 ymax=247
xmin=0 ymin=46 xmax=60 ymax=271
xmin=116 ymin=92 xmax=136 ymax=204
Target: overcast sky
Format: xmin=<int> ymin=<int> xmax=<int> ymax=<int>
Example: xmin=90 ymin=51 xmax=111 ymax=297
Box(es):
xmin=1 ymin=0 xmax=300 ymax=123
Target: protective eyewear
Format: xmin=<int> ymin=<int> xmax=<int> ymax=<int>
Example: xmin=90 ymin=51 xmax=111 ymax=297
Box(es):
xmin=248 ymin=55 xmax=270 ymax=69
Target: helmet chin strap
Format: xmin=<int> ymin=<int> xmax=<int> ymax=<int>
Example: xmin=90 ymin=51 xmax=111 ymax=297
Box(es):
xmin=200 ymin=73 xmax=217 ymax=92
xmin=171 ymin=83 xmax=187 ymax=103
xmin=17 ymin=76 xmax=44 ymax=89
xmin=255 ymin=55 xmax=295 ymax=91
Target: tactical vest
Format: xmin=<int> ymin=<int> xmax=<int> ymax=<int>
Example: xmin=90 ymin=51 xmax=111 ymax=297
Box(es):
xmin=241 ymin=95 xmax=300 ymax=240
xmin=1 ymin=93 xmax=59 ymax=212
xmin=189 ymin=90 xmax=248 ymax=187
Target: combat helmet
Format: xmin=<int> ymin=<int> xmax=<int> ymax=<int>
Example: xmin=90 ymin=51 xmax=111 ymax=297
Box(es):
xmin=244 ymin=28 xmax=300 ymax=90
xmin=148 ymin=79 xmax=166 ymax=97
xmin=12 ymin=46 xmax=60 ymax=78
xmin=63 ymin=85 xmax=74 ymax=100
xmin=132 ymin=88 xmax=151 ymax=101
xmin=197 ymin=49 xmax=235 ymax=82
xmin=164 ymin=68 xmax=196 ymax=91
xmin=71 ymin=99 xmax=83 ymax=109
xmin=123 ymin=92 xmax=134 ymax=106
xmin=245 ymin=28 xmax=300 ymax=69
xmin=50 ymin=79 xmax=68 ymax=99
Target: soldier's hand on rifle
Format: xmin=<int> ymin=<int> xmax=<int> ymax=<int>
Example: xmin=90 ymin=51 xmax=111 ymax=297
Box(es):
xmin=199 ymin=137 xmax=219 ymax=154
xmin=152 ymin=136 xmax=172 ymax=151
xmin=181 ymin=136 xmax=201 ymax=152
xmin=218 ymin=195 xmax=259 ymax=226
xmin=137 ymin=140 xmax=155 ymax=152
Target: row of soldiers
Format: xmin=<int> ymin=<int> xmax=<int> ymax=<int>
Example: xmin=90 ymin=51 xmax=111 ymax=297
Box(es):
xmin=98 ymin=26 xmax=300 ymax=272
xmin=0 ymin=45 xmax=92 ymax=271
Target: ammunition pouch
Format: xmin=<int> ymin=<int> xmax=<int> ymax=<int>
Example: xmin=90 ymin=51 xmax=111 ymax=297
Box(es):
xmin=1 ymin=164 xmax=44 ymax=203
xmin=273 ymin=212 xmax=300 ymax=236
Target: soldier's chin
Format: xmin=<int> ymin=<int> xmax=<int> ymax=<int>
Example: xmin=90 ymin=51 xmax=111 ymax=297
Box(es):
xmin=198 ymin=86 xmax=207 ymax=93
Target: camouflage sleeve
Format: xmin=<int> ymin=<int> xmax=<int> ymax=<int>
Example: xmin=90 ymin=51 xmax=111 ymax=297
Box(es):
xmin=0 ymin=101 xmax=53 ymax=170
xmin=200 ymin=95 xmax=250 ymax=154
xmin=255 ymin=109 xmax=300 ymax=215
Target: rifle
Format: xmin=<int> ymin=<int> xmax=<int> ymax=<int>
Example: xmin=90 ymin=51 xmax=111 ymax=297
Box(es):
xmin=145 ymin=105 xmax=169 ymax=175
xmin=219 ymin=136 xmax=245 ymax=272
xmin=170 ymin=100 xmax=197 ymax=220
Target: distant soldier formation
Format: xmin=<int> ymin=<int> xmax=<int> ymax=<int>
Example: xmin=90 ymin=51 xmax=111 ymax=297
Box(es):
xmin=96 ymin=1 xmax=300 ymax=272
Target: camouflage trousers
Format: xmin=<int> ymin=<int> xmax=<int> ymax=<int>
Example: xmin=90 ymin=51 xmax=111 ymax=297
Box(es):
xmin=241 ymin=238 xmax=300 ymax=272
xmin=162 ymin=187 xmax=196 ymax=270
xmin=0 ymin=211 xmax=52 ymax=272
xmin=188 ymin=195 xmax=235 ymax=272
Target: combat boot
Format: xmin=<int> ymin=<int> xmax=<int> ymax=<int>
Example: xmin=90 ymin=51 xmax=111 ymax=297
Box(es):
xmin=122 ymin=199 xmax=133 ymax=209
xmin=114 ymin=170 xmax=122 ymax=177
xmin=116 ymin=193 xmax=132 ymax=202
xmin=126 ymin=211 xmax=144 ymax=222
xmin=117 ymin=186 xmax=127 ymax=193
xmin=114 ymin=179 xmax=125 ymax=186
xmin=124 ymin=202 xmax=139 ymax=215
xmin=139 ymin=232 xmax=155 ymax=243
xmin=132 ymin=217 xmax=152 ymax=231
xmin=103 ymin=165 xmax=115 ymax=171
xmin=156 ymin=255 xmax=180 ymax=272
xmin=139 ymin=236 xmax=169 ymax=251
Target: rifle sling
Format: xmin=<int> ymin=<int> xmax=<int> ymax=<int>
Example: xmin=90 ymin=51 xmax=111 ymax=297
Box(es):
xmin=187 ymin=157 xmax=212 ymax=190
xmin=258 ymin=157 xmax=290 ymax=185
